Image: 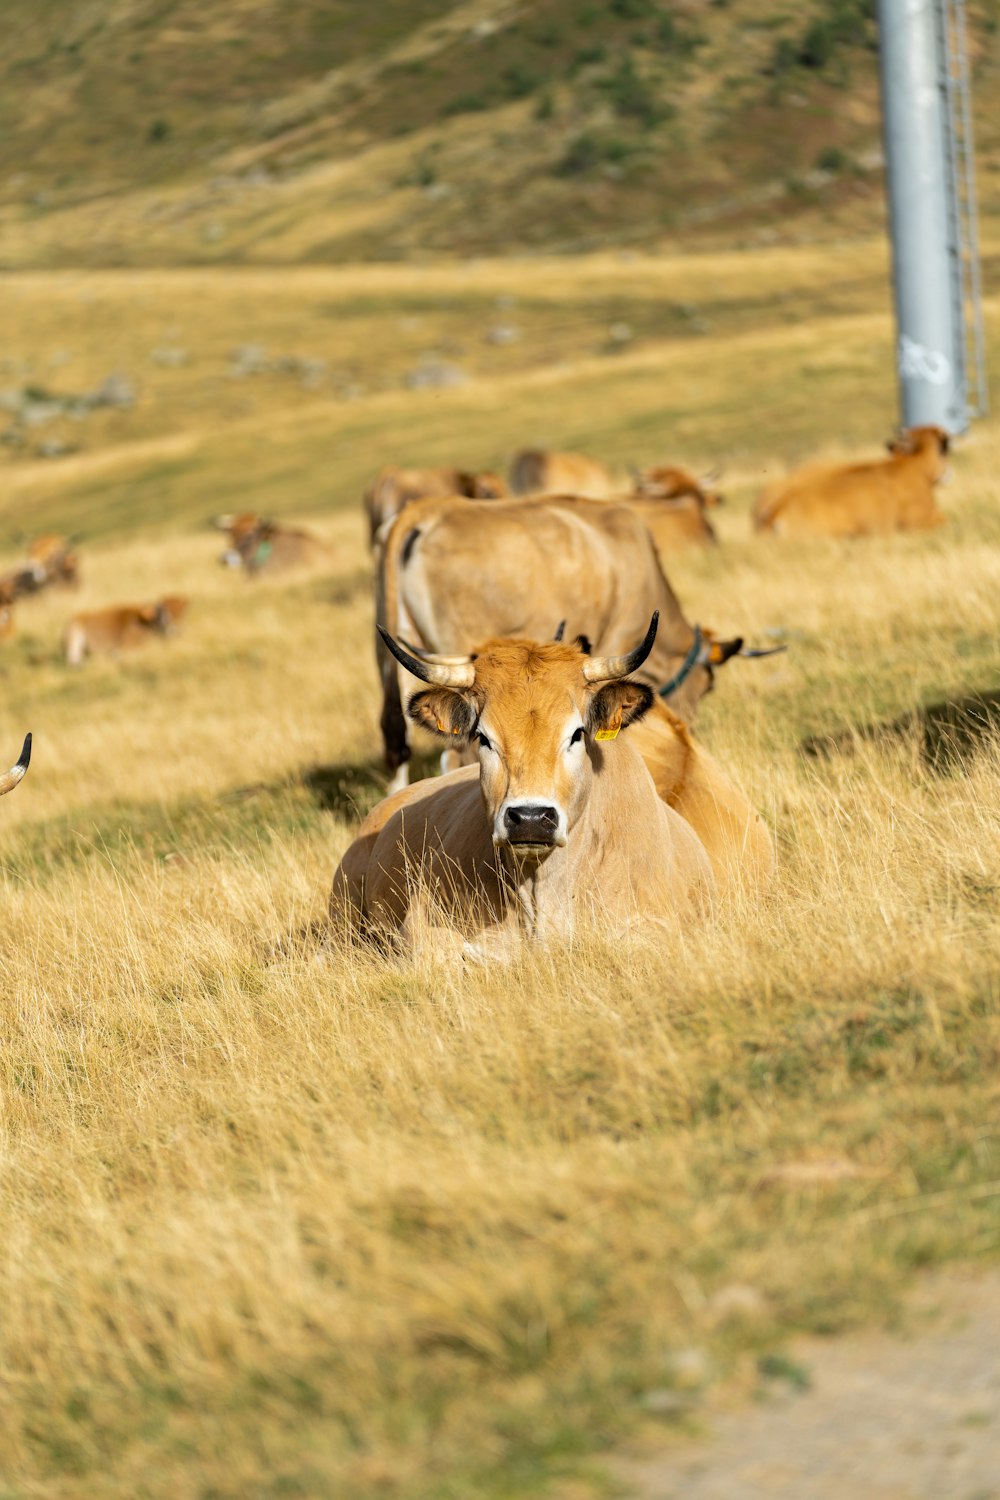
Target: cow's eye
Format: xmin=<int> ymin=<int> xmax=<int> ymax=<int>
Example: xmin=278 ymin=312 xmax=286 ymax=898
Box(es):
xmin=570 ymin=726 xmax=585 ymax=746
xmin=477 ymin=731 xmax=493 ymax=752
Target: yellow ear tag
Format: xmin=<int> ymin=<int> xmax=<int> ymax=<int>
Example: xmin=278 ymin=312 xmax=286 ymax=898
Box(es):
xmin=435 ymin=719 xmax=461 ymax=735
xmin=594 ymin=710 xmax=623 ymax=743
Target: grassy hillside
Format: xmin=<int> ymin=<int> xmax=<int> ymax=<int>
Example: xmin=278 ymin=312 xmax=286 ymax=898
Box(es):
xmin=2 ymin=0 xmax=998 ymax=265
xmin=1 ymin=5 xmax=999 ymax=1495
xmin=0 ymin=237 xmax=999 ymax=1495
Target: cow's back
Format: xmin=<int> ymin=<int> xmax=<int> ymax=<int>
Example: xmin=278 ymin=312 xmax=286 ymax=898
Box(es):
xmin=394 ymin=494 xmax=688 ymax=661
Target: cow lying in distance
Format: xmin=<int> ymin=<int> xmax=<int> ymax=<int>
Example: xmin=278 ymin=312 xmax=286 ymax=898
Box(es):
xmin=64 ymin=597 xmax=188 ymax=666
xmin=753 ymin=425 xmax=951 ymax=537
xmin=215 ymin=513 xmax=332 ymax=574
xmin=28 ymin=535 xmax=80 ymax=588
xmin=364 ymin=466 xmax=507 ymax=546
xmin=0 ymin=535 xmax=80 ymax=605
xmin=510 ymin=449 xmax=617 ymax=499
xmin=0 ymin=733 xmax=30 ymax=797
xmin=331 ymin=619 xmax=714 ymax=953
xmin=375 ymin=492 xmax=744 ymax=788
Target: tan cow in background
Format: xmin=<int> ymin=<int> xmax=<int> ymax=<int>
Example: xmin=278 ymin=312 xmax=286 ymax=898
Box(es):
xmin=64 ymin=596 xmax=189 ymax=665
xmin=627 ymin=495 xmax=717 ymax=552
xmin=374 ymin=492 xmax=744 ymax=787
xmin=753 ymin=425 xmax=951 ymax=537
xmin=27 ymin=535 xmax=80 ymax=588
xmin=510 ymin=449 xmax=617 ymax=498
xmin=0 ymin=535 xmax=80 ymax=604
xmin=364 ymin=466 xmax=507 ymax=546
xmin=631 ymin=465 xmax=724 ymax=508
xmin=215 ymin=513 xmax=332 ymax=574
xmin=0 ymin=733 xmax=30 ymax=796
xmin=331 ymin=620 xmax=714 ymax=954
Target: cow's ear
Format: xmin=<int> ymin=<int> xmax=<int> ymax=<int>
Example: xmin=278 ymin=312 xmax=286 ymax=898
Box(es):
xmin=408 ymin=689 xmax=477 ymax=741
xmin=586 ymin=680 xmax=653 ymax=739
xmin=136 ymin=604 xmax=158 ymax=624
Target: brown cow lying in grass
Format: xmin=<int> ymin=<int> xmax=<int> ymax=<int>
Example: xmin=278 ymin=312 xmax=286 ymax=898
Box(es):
xmin=64 ymin=597 xmax=189 ymax=665
xmin=364 ymin=466 xmax=507 ymax=546
xmin=331 ymin=619 xmax=717 ymax=954
xmin=0 ymin=733 xmax=30 ymax=797
xmin=215 ymin=513 xmax=332 ymax=574
xmin=753 ymin=425 xmax=951 ymax=538
xmin=0 ymin=534 xmax=80 ymax=605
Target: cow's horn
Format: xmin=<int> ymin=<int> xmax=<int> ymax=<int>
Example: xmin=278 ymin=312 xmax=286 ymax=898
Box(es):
xmin=553 ymin=620 xmax=566 ymax=642
xmin=378 ymin=625 xmax=475 ymax=687
xmin=0 ymin=732 xmax=31 ymax=797
xmin=582 ymin=612 xmax=659 ymax=682
xmin=398 ymin=636 xmax=478 ymax=667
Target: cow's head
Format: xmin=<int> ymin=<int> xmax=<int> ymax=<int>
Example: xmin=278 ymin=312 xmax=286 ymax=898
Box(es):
xmin=380 ymin=616 xmax=659 ymax=859
xmin=886 ymin=425 xmax=951 ymax=472
xmin=138 ymin=597 xmax=189 ymax=634
xmin=469 ymin=471 xmax=508 ymax=500
xmin=28 ymin=534 xmax=80 ymax=586
xmin=631 ymin=465 xmax=724 ymax=508
xmin=215 ymin=513 xmax=274 ymax=570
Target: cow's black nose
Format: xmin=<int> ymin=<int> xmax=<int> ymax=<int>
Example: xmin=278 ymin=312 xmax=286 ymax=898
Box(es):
xmin=503 ymin=804 xmax=560 ymax=844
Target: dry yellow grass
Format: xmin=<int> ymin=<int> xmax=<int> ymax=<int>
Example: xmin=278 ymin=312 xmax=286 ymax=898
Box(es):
xmin=1 ymin=253 xmax=999 ymax=1497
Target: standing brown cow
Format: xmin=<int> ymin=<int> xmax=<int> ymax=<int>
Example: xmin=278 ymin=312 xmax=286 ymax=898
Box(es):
xmin=374 ymin=492 xmax=744 ymax=790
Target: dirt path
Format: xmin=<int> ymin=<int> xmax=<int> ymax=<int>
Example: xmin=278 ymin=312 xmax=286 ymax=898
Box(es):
xmin=616 ymin=1269 xmax=1000 ymax=1500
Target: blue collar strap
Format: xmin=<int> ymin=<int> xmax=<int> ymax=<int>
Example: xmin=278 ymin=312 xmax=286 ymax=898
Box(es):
xmin=658 ymin=624 xmax=704 ymax=699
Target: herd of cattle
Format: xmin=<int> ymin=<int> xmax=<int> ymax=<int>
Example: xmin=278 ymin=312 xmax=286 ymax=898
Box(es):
xmin=2 ymin=424 xmax=954 ymax=956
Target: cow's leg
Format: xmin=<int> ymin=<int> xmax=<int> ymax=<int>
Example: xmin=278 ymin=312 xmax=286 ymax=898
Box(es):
xmin=64 ymin=623 xmax=86 ymax=667
xmin=379 ymin=646 xmax=411 ymax=792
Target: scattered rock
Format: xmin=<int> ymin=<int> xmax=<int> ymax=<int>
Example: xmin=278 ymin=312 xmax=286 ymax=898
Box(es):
xmin=608 ymin=322 xmax=633 ymax=345
xmin=486 ymin=324 xmax=519 ymax=345
xmin=151 ymin=346 xmax=189 ymax=367
xmin=405 ymin=360 xmax=469 ymax=391
xmin=640 ymin=1388 xmax=694 ymax=1417
xmin=21 ymin=401 xmax=63 ymax=427
xmin=89 ymin=373 xmax=135 ymax=409
xmin=37 ymin=438 xmax=76 ymax=459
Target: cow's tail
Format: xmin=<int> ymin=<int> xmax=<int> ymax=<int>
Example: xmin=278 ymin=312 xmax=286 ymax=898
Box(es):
xmin=509 ymin=449 xmax=543 ymax=495
xmin=376 ymin=510 xmax=415 ymax=786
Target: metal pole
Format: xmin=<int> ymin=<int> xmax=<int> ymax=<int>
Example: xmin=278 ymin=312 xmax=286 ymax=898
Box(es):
xmin=877 ymin=0 xmax=968 ymax=432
